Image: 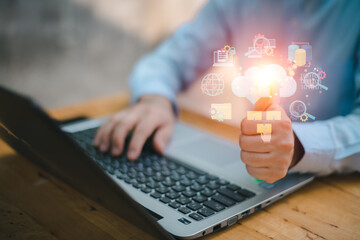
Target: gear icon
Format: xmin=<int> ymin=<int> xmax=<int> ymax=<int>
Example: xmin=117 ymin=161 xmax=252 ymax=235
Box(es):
xmin=300 ymin=114 xmax=308 ymax=122
xmin=318 ymin=70 xmax=326 ymax=79
xmin=216 ymin=112 xmax=226 ymax=122
xmin=223 ymin=45 xmax=231 ymax=53
xmin=253 ymin=34 xmax=266 ymax=48
xmin=210 ymin=108 xmax=217 ymax=116
xmin=253 ymin=34 xmax=264 ymax=43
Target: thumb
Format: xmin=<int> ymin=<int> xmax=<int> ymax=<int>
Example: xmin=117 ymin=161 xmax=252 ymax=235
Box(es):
xmin=153 ymin=124 xmax=174 ymax=153
xmin=253 ymin=97 xmax=274 ymax=111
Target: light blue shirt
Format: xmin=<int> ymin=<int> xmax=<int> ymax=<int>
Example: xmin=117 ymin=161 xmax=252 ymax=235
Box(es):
xmin=129 ymin=0 xmax=360 ymax=176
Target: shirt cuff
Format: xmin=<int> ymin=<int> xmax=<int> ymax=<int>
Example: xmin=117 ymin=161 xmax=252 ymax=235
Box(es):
xmin=289 ymin=122 xmax=336 ymax=176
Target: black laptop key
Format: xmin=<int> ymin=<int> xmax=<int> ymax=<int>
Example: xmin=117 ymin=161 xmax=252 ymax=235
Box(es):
xmin=192 ymin=195 xmax=207 ymax=203
xmin=132 ymin=182 xmax=141 ymax=189
xmin=110 ymin=160 xmax=120 ymax=169
xmin=137 ymin=176 xmax=147 ymax=183
xmin=152 ymin=164 xmax=161 ymax=172
xmin=217 ymin=188 xmax=245 ymax=202
xmin=187 ymin=202 xmax=202 ymax=211
xmin=203 ymin=200 xmax=225 ymax=212
xmin=144 ymin=167 xmax=154 ymax=177
xmin=190 ymin=183 xmax=204 ymax=192
xmin=212 ymin=194 xmax=235 ymax=207
xmin=196 ymin=175 xmax=209 ymax=185
xmin=161 ymin=168 xmax=171 ymax=176
xmin=115 ymin=171 xmax=124 ymax=179
xmin=155 ymin=186 xmax=169 ymax=194
xmin=186 ymin=171 xmax=197 ymax=179
xmin=237 ymin=189 xmax=256 ymax=198
xmin=160 ymin=196 xmax=171 ymax=204
xmin=189 ymin=213 xmax=203 ymax=221
xmin=201 ymin=188 xmax=216 ymax=197
xmin=206 ymin=181 xmax=220 ymax=190
xmin=207 ymin=175 xmax=219 ymax=180
xmin=170 ymin=172 xmax=181 ymax=181
xmin=106 ymin=166 xmax=115 ymax=175
xmin=176 ymin=167 xmax=187 ymax=174
xmin=146 ymin=181 xmax=158 ymax=189
xmin=141 ymin=187 xmax=152 ymax=194
xmin=165 ymin=191 xmax=180 ymax=199
xmin=172 ymin=184 xmax=185 ymax=192
xmin=169 ymin=201 xmax=181 ymax=209
xmin=151 ymin=192 xmax=162 ymax=199
xmin=216 ymin=179 xmax=229 ymax=186
xmin=162 ymin=177 xmax=175 ymax=187
xmin=198 ymin=207 xmax=215 ymax=217
xmin=176 ymin=196 xmax=191 ymax=205
xmin=182 ymin=189 xmax=196 ymax=198
xmin=152 ymin=172 xmax=165 ymax=182
xmin=227 ymin=184 xmax=241 ymax=191
xmin=180 ymin=178 xmax=192 ymax=186
xmin=127 ymin=171 xmax=137 ymax=178
xmin=168 ymin=162 xmax=178 ymax=170
xmin=124 ymin=177 xmax=132 ymax=184
xmin=178 ymin=207 xmax=191 ymax=214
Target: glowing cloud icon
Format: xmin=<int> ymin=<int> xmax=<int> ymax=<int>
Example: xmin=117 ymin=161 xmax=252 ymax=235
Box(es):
xmin=232 ymin=64 xmax=297 ymax=103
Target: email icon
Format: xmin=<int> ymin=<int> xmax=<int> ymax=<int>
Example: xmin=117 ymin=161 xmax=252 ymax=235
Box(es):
xmin=257 ymin=124 xmax=272 ymax=134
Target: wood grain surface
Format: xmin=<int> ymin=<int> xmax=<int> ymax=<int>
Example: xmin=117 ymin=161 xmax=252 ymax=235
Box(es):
xmin=0 ymin=94 xmax=359 ymax=240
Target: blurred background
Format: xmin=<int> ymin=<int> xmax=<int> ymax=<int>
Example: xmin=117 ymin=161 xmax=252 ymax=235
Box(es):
xmin=0 ymin=0 xmax=207 ymax=108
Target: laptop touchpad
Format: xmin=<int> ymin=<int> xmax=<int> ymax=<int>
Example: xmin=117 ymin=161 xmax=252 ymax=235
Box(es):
xmin=165 ymin=123 xmax=240 ymax=169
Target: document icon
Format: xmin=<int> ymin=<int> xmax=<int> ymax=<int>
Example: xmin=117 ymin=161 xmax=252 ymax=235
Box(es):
xmin=217 ymin=50 xmax=228 ymax=62
xmin=266 ymin=111 xmax=281 ymax=120
xmin=257 ymin=124 xmax=272 ymax=134
xmin=210 ymin=103 xmax=232 ymax=122
xmin=247 ymin=111 xmax=262 ymax=120
xmin=257 ymin=124 xmax=272 ymax=142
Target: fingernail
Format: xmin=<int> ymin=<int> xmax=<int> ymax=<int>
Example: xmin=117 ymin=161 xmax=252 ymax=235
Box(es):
xmin=112 ymin=146 xmax=120 ymax=155
xmin=127 ymin=150 xmax=137 ymax=160
xmin=100 ymin=143 xmax=107 ymax=152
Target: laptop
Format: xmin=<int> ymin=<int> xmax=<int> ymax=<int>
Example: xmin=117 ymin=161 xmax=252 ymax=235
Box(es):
xmin=0 ymin=86 xmax=314 ymax=239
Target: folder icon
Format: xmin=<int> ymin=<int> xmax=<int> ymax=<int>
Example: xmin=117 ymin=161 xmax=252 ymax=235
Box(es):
xmin=257 ymin=124 xmax=272 ymax=134
xmin=247 ymin=111 xmax=262 ymax=120
xmin=266 ymin=111 xmax=281 ymax=120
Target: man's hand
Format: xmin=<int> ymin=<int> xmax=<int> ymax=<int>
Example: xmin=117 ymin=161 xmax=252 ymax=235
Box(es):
xmin=240 ymin=98 xmax=300 ymax=183
xmin=93 ymin=95 xmax=175 ymax=160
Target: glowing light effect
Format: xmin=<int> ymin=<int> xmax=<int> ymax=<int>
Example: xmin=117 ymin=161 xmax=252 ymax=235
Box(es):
xmin=232 ymin=64 xmax=297 ymax=103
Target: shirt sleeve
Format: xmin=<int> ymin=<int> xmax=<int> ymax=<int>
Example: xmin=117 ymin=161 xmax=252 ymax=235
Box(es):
xmin=128 ymin=0 xmax=230 ymax=104
xmin=290 ymin=47 xmax=360 ymax=176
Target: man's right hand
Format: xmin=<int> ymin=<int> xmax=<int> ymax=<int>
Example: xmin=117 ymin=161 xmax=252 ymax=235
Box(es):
xmin=93 ymin=95 xmax=176 ymax=160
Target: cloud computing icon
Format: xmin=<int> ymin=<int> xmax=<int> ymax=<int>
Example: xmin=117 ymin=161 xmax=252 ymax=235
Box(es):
xmin=232 ymin=64 xmax=297 ymax=103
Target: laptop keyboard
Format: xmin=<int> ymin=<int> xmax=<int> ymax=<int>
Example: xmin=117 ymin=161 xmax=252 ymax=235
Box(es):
xmin=70 ymin=127 xmax=256 ymax=222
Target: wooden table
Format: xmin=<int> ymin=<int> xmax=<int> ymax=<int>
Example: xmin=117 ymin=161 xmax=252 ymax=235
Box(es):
xmin=1 ymin=94 xmax=359 ymax=240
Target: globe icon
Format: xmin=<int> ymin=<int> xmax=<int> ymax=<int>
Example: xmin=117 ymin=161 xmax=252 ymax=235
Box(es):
xmin=201 ymin=73 xmax=224 ymax=96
